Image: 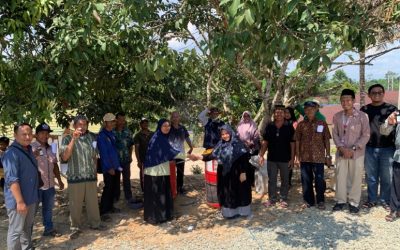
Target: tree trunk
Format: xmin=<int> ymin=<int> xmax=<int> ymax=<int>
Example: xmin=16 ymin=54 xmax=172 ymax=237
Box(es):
xmin=359 ymin=50 xmax=366 ymax=106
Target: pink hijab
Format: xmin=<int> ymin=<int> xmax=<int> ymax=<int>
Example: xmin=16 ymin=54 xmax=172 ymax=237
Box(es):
xmin=237 ymin=111 xmax=260 ymax=149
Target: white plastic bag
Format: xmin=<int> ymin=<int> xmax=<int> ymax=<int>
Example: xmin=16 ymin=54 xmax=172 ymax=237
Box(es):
xmin=255 ymin=161 xmax=268 ymax=195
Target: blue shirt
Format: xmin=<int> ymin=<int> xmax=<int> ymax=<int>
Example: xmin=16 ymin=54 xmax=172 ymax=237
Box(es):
xmin=2 ymin=142 xmax=39 ymax=209
xmin=98 ymin=128 xmax=121 ymax=172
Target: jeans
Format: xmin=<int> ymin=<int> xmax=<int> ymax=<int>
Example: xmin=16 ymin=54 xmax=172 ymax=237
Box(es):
xmin=390 ymin=161 xmax=400 ymax=212
xmin=38 ymin=187 xmax=55 ymax=233
xmin=365 ymin=146 xmax=394 ymax=204
xmin=114 ymin=162 xmax=133 ymax=201
xmin=176 ymin=159 xmax=185 ymax=190
xmin=267 ymin=161 xmax=289 ymax=201
xmin=300 ymin=162 xmax=325 ymax=205
xmin=100 ymin=171 xmax=120 ymax=214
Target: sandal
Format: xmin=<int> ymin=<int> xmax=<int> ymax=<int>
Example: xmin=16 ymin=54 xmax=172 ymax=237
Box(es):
xmin=382 ymin=203 xmax=391 ymax=212
xmin=385 ymin=212 xmax=399 ymax=222
xmin=362 ymin=201 xmax=377 ymax=209
xmin=263 ymin=200 xmax=276 ymax=208
xmin=317 ymin=202 xmax=326 ymax=210
xmin=280 ymin=201 xmax=289 ymax=209
xmin=300 ymin=203 xmax=311 ymax=210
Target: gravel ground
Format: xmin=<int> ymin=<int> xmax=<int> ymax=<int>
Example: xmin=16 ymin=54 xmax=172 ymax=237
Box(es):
xmin=1 ymin=161 xmax=400 ymax=249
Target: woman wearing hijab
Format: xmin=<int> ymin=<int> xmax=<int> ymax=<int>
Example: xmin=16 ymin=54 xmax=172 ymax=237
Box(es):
xmin=189 ymin=125 xmax=252 ymax=219
xmin=143 ymin=119 xmax=180 ymax=224
xmin=237 ymin=111 xmax=260 ymax=155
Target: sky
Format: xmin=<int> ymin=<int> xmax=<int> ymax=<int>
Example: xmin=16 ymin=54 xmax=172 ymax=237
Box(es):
xmin=167 ymin=23 xmax=400 ymax=81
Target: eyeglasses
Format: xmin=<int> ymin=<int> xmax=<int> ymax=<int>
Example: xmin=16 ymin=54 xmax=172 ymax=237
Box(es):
xmin=370 ymin=91 xmax=383 ymax=95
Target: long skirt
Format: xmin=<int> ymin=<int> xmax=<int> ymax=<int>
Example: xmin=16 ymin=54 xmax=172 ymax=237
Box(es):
xmin=143 ymin=174 xmax=173 ymax=224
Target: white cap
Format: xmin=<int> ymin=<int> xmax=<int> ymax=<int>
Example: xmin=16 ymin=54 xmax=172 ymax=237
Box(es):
xmin=103 ymin=113 xmax=116 ymax=122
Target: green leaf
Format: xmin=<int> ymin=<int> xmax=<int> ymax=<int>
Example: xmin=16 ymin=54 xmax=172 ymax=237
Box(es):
xmin=228 ymin=0 xmax=240 ymax=16
xmin=234 ymin=14 xmax=245 ymax=25
xmin=287 ymin=0 xmax=299 ymax=15
xmin=94 ymin=3 xmax=105 ymax=12
xmin=244 ymin=9 xmax=254 ymax=25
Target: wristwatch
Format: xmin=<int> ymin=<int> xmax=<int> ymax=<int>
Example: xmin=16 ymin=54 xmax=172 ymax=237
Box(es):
xmin=325 ymin=155 xmax=332 ymax=159
xmin=352 ymin=145 xmax=357 ymax=151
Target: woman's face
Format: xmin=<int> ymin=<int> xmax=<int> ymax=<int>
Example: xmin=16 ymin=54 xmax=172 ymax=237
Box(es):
xmin=284 ymin=109 xmax=291 ymax=120
xmin=160 ymin=121 xmax=171 ymax=134
xmin=243 ymin=113 xmax=251 ymax=123
xmin=221 ymin=129 xmax=231 ymax=142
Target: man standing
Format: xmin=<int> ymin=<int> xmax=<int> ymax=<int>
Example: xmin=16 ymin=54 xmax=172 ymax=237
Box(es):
xmin=360 ymin=84 xmax=397 ymax=210
xmin=114 ymin=112 xmax=142 ymax=207
xmin=169 ymin=111 xmax=194 ymax=194
xmin=32 ymin=123 xmax=64 ymax=237
xmin=332 ymin=89 xmax=370 ymax=213
xmin=61 ymin=115 xmax=104 ymax=239
xmin=134 ymin=118 xmax=154 ymax=192
xmin=2 ymin=123 xmax=39 ymax=249
xmin=98 ymin=113 xmax=121 ymax=216
xmin=198 ymin=107 xmax=225 ymax=150
xmin=259 ymin=105 xmax=295 ymax=208
xmin=295 ymin=101 xmax=332 ymax=210
xmin=0 ymin=136 xmax=10 ymax=190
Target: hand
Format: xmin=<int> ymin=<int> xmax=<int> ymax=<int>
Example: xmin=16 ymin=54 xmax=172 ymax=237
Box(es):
xmin=33 ymin=149 xmax=41 ymax=158
xmin=294 ymin=156 xmax=300 ymax=168
xmin=288 ymin=159 xmax=294 ymax=169
xmin=341 ymin=148 xmax=354 ymax=159
xmin=72 ymin=129 xmax=81 ymax=139
xmin=108 ymin=169 xmax=115 ymax=176
xmin=388 ymin=112 xmax=397 ymax=125
xmin=16 ymin=201 xmax=28 ymax=215
xmin=188 ymin=154 xmax=201 ymax=161
xmin=258 ymin=155 xmax=265 ymax=166
xmin=59 ymin=180 xmax=65 ymax=190
xmin=239 ymin=173 xmax=246 ymax=183
xmin=187 ymin=148 xmax=193 ymax=155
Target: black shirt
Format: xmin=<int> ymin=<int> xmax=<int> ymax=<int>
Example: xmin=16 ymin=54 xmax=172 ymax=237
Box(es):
xmin=263 ymin=122 xmax=295 ymax=162
xmin=360 ymin=103 xmax=397 ymax=148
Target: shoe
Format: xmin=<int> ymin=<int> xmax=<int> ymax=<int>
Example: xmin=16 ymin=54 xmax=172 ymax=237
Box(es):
xmin=362 ymin=201 xmax=377 ymax=209
xmin=178 ymin=187 xmax=187 ymax=194
xmin=101 ymin=214 xmax=112 ymax=222
xmin=111 ymin=207 xmax=121 ymax=213
xmin=128 ymin=198 xmax=142 ymax=204
xmin=317 ymin=202 xmax=326 ymax=210
xmin=90 ymin=224 xmax=107 ymax=231
xmin=349 ymin=204 xmax=360 ymax=214
xmin=382 ymin=203 xmax=391 ymax=212
xmin=262 ymin=200 xmax=276 ymax=208
xmin=69 ymin=230 xmax=81 ymax=240
xmin=332 ymin=203 xmax=346 ymax=211
xmin=300 ymin=203 xmax=311 ymax=210
xmin=129 ymin=202 xmax=143 ymax=210
xmin=43 ymin=229 xmax=62 ymax=237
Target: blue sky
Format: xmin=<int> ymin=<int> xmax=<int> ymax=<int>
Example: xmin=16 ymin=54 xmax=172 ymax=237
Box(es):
xmin=168 ymin=23 xmax=400 ymax=81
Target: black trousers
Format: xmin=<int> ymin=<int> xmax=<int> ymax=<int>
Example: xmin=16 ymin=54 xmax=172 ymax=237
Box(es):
xmin=100 ymin=171 xmax=120 ymax=214
xmin=300 ymin=162 xmax=326 ymax=205
xmin=176 ymin=159 xmax=185 ymax=190
xmin=390 ymin=161 xmax=400 ymax=212
xmin=114 ymin=163 xmax=133 ymax=201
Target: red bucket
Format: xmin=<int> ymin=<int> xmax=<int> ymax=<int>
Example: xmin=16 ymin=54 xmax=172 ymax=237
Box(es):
xmin=170 ymin=161 xmax=177 ymax=199
xmin=205 ymin=160 xmax=220 ymax=208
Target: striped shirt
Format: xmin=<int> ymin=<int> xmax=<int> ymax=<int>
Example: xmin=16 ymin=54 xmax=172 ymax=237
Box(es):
xmin=60 ymin=132 xmax=98 ymax=183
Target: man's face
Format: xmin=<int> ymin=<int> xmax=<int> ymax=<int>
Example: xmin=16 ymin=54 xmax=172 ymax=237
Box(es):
xmin=368 ymin=87 xmax=384 ymax=103
xmin=74 ymin=119 xmax=88 ymax=134
xmin=209 ymin=111 xmax=220 ymax=120
xmin=340 ymin=95 xmax=354 ymax=111
xmin=116 ymin=115 xmax=126 ymax=127
xmin=273 ymin=109 xmax=285 ymax=121
xmin=304 ymin=106 xmax=317 ymax=119
xmin=140 ymin=121 xmax=149 ymax=130
xmin=170 ymin=112 xmax=180 ymax=124
xmin=0 ymin=142 xmax=8 ymax=151
xmin=15 ymin=125 xmax=33 ymax=147
xmin=36 ymin=131 xmax=49 ymax=144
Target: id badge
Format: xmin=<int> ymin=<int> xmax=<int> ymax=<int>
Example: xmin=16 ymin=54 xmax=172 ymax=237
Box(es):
xmin=317 ymin=125 xmax=324 ymax=133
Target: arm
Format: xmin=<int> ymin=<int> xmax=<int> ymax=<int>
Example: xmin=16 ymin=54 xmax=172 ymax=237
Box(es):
xmin=289 ymin=142 xmax=295 ymax=168
xmin=354 ymin=114 xmax=371 ymax=150
xmin=10 ymin=183 xmax=27 ymax=214
xmin=332 ymin=114 xmax=345 ymax=149
xmin=258 ymin=140 xmax=268 ymax=165
xmin=53 ymin=163 xmax=64 ymax=190
xmin=185 ymin=137 xmax=194 ymax=154
xmin=61 ymin=136 xmax=75 ymax=162
xmin=198 ymin=108 xmax=209 ymax=126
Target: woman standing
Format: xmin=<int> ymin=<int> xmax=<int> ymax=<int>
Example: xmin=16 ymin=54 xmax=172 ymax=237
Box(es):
xmin=143 ymin=119 xmax=180 ymax=224
xmin=189 ymin=125 xmax=252 ymax=219
xmin=237 ymin=111 xmax=260 ymax=155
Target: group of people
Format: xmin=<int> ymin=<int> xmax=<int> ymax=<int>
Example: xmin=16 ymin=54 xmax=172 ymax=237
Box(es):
xmin=3 ymin=83 xmax=400 ymax=250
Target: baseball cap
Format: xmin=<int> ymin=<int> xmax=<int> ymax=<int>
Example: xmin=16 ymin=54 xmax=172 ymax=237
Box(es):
xmin=103 ymin=113 xmax=116 ymax=122
xmin=140 ymin=117 xmax=149 ymax=124
xmin=304 ymin=101 xmax=318 ymax=108
xmin=36 ymin=123 xmax=53 ymax=133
